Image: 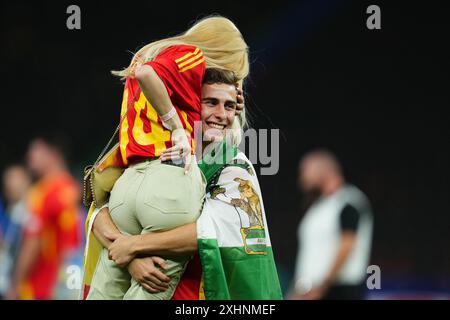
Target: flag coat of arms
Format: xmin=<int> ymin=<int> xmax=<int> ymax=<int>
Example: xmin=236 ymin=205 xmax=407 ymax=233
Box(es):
xmin=197 ymin=148 xmax=283 ymax=300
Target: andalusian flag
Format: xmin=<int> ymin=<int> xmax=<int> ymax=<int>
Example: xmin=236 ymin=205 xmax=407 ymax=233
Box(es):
xmin=197 ymin=143 xmax=283 ymax=300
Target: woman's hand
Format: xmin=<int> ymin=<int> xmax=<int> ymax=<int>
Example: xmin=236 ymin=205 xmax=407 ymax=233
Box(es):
xmin=107 ymin=234 xmax=138 ymax=267
xmin=127 ymin=257 xmax=171 ymax=293
xmin=159 ymin=128 xmax=192 ymax=174
xmin=235 ymin=85 xmax=245 ymax=115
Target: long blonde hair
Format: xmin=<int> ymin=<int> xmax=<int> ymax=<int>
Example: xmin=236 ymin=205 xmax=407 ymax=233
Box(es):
xmin=112 ymin=16 xmax=249 ymax=82
xmin=231 ymin=109 xmax=247 ymax=147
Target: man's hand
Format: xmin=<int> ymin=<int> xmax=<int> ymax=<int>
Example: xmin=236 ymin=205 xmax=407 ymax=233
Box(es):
xmin=107 ymin=234 xmax=138 ymax=267
xmin=289 ymin=283 xmax=329 ymax=300
xmin=299 ymin=284 xmax=328 ymax=300
xmin=127 ymin=257 xmax=171 ymax=293
xmin=92 ymin=207 xmax=122 ymax=249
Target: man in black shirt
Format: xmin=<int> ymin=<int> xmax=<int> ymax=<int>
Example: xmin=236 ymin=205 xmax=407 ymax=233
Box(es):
xmin=290 ymin=150 xmax=373 ymax=300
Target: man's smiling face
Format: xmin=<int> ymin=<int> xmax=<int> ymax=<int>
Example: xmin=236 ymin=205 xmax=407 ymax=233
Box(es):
xmin=201 ymin=82 xmax=237 ymax=142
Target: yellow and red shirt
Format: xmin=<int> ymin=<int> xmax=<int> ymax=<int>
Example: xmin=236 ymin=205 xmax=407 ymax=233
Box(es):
xmin=21 ymin=172 xmax=80 ymax=300
xmin=172 ymin=254 xmax=203 ymax=300
xmin=119 ymin=44 xmax=205 ymax=165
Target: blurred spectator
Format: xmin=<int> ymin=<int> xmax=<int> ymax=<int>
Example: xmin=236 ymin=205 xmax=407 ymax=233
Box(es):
xmin=7 ymin=136 xmax=81 ymax=300
xmin=0 ymin=165 xmax=32 ymax=299
xmin=290 ymin=150 xmax=373 ymax=300
xmin=0 ymin=198 xmax=6 ymax=241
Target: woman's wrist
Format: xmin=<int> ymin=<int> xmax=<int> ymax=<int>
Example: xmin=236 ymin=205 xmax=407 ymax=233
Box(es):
xmin=165 ymin=118 xmax=183 ymax=131
xmin=161 ymin=108 xmax=183 ymax=131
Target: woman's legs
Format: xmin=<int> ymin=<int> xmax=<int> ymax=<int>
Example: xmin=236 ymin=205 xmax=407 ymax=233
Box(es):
xmin=85 ymin=248 xmax=131 ymax=299
xmin=123 ymin=160 xmax=206 ymax=300
xmin=86 ymin=166 xmax=144 ymax=300
xmin=88 ymin=159 xmax=205 ymax=300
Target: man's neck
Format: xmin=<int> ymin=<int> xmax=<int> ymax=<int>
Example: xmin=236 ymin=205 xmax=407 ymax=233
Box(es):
xmin=321 ymin=175 xmax=344 ymax=197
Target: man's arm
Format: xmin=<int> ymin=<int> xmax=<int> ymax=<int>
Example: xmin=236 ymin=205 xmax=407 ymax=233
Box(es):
xmin=92 ymin=207 xmax=121 ymax=248
xmin=322 ymin=204 xmax=360 ymax=289
xmin=134 ymin=222 xmax=198 ymax=256
xmin=92 ymin=206 xmax=197 ymax=256
xmin=321 ymin=231 xmax=357 ymax=288
xmin=290 ymin=231 xmax=357 ymax=300
xmin=91 ymin=207 xmax=172 ymax=292
xmin=291 ymin=204 xmax=360 ymax=300
xmin=108 ymin=222 xmax=197 ymax=267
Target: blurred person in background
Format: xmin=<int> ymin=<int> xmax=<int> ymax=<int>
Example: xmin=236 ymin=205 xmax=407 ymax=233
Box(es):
xmin=289 ymin=150 xmax=373 ymax=300
xmin=0 ymin=198 xmax=6 ymax=238
xmin=7 ymin=136 xmax=81 ymax=300
xmin=0 ymin=165 xmax=32 ymax=299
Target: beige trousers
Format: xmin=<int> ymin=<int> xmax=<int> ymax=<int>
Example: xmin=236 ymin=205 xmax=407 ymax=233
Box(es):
xmin=87 ymin=158 xmax=205 ymax=300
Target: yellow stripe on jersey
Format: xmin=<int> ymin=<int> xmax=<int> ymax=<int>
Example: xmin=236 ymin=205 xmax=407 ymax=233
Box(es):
xmin=175 ymin=48 xmax=200 ymax=63
xmin=179 ymin=57 xmax=205 ymax=73
xmin=132 ymin=92 xmax=171 ymax=156
xmin=120 ymin=88 xmax=130 ymax=165
xmin=180 ymin=110 xmax=193 ymax=134
xmin=180 ymin=110 xmax=196 ymax=153
xmin=177 ymin=52 xmax=203 ymax=69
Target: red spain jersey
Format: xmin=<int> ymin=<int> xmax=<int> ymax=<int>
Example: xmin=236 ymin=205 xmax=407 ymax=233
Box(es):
xmin=119 ymin=45 xmax=205 ymax=165
xmin=21 ymin=172 xmax=81 ymax=300
xmin=172 ymin=254 xmax=203 ymax=300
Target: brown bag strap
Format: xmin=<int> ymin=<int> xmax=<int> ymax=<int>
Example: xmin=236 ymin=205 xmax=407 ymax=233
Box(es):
xmin=92 ymin=85 xmax=139 ymax=168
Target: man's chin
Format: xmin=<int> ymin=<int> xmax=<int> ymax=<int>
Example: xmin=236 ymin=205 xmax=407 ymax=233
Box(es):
xmin=203 ymin=128 xmax=225 ymax=142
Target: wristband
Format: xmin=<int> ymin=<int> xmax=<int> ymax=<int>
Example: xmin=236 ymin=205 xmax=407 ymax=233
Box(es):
xmin=160 ymin=107 xmax=177 ymax=122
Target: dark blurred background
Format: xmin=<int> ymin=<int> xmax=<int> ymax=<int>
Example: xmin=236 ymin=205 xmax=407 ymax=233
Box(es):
xmin=1 ymin=0 xmax=449 ymax=298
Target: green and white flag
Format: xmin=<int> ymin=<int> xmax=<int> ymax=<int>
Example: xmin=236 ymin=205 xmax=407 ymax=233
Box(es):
xmin=197 ymin=143 xmax=283 ymax=300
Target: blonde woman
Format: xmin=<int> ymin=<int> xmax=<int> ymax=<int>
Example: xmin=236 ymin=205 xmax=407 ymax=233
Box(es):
xmin=86 ymin=16 xmax=249 ymax=300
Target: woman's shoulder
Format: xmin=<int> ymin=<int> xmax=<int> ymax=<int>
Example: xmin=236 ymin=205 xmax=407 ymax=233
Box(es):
xmin=158 ymin=44 xmax=200 ymax=59
xmin=154 ymin=44 xmax=204 ymax=75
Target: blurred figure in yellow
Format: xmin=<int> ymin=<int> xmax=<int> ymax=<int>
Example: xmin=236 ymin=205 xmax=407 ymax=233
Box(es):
xmin=290 ymin=150 xmax=373 ymax=300
xmin=0 ymin=165 xmax=32 ymax=299
xmin=7 ymin=136 xmax=81 ymax=300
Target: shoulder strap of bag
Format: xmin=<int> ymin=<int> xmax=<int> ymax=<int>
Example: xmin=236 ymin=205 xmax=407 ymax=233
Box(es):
xmin=92 ymin=84 xmax=139 ymax=167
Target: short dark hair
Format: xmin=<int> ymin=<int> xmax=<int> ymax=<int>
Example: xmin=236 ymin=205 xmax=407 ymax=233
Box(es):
xmin=31 ymin=132 xmax=70 ymax=162
xmin=301 ymin=149 xmax=343 ymax=175
xmin=203 ymin=68 xmax=239 ymax=86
